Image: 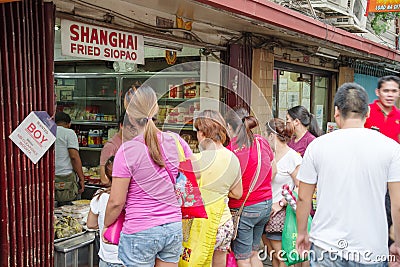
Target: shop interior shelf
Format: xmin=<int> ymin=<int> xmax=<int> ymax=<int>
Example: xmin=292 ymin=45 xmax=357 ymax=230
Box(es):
xmin=158 ymin=123 xmax=194 ymax=131
xmin=159 ymin=98 xmax=186 ymax=102
xmin=72 ymin=97 xmax=115 ymax=101
xmin=79 ymin=147 xmax=102 ymax=152
xmin=158 ymin=98 xmax=199 ymax=103
xmin=71 ymin=120 xmax=118 ymax=126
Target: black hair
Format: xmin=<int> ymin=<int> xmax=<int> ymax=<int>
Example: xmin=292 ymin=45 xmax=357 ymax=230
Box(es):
xmin=334 ymin=82 xmax=369 ymax=119
xmin=55 ymin=111 xmax=71 ymax=124
xmin=225 ymin=107 xmax=258 ymax=148
xmin=287 ymin=106 xmax=322 ymax=137
xmin=95 ymin=155 xmax=115 ymax=200
xmin=377 ymin=75 xmax=400 ymax=89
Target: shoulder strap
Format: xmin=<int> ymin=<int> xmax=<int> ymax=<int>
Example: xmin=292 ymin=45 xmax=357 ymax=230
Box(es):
xmin=237 ymin=137 xmax=262 ymax=215
xmin=167 ymin=132 xmax=186 ymax=162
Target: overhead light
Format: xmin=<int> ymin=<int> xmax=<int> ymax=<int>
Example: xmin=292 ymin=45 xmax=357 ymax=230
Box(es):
xmin=144 ymin=37 xmax=183 ymax=52
xmin=315 ymin=52 xmax=339 ymax=60
xmin=316 ymin=47 xmax=340 ymax=60
xmin=54 ymin=25 xmax=60 ymax=31
xmin=384 ymin=67 xmax=400 ymax=74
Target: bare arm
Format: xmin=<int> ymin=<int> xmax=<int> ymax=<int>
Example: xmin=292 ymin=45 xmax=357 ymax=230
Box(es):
xmin=99 ymin=165 xmax=109 ymax=185
xmin=86 ymin=210 xmax=99 ymax=229
xmin=290 ymin=165 xmax=300 ymax=187
xmin=68 ymin=148 xmax=85 ymax=193
xmin=229 ymin=176 xmax=243 ymax=199
xmin=297 ymin=181 xmax=315 ymax=234
xmin=104 ymin=178 xmax=130 ymax=227
xmin=389 ymin=182 xmax=400 ymax=247
xmin=296 ymin=181 xmax=316 ymax=254
xmin=271 ymin=160 xmax=277 ymax=181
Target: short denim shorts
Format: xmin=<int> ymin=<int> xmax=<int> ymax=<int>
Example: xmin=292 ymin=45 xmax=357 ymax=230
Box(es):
xmin=118 ymin=221 xmax=183 ymax=267
xmin=231 ymin=199 xmax=272 ymax=260
xmin=99 ymin=259 xmax=123 ymax=267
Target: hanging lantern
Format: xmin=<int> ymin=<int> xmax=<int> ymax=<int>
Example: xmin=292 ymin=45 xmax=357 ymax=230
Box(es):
xmin=165 ymin=50 xmax=177 ymax=65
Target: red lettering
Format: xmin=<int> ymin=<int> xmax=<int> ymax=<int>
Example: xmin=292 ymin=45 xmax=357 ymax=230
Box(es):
xmin=27 ymin=123 xmax=36 ymax=133
xmin=81 ymin=26 xmax=90 ymax=43
xmin=87 ymin=46 xmax=93 ymax=55
xmin=120 ymin=50 xmax=126 ymax=59
xmin=104 ymin=48 xmax=110 ymax=57
xmin=70 ymin=43 xmax=77 ymax=53
xmin=113 ymin=49 xmax=119 ymax=58
xmin=40 ymin=135 xmax=48 ymax=144
xmin=109 ymin=32 xmax=117 ymax=47
xmin=131 ymin=52 xmax=137 ymax=60
xmin=70 ymin=24 xmax=79 ymax=41
xmin=77 ymin=44 xmax=85 ymax=54
xmin=119 ymin=33 xmax=125 ymax=48
xmin=125 ymin=51 xmax=131 ymax=60
xmin=134 ymin=36 xmax=137 ymax=51
xmin=94 ymin=47 xmax=101 ymax=56
xmin=90 ymin=28 xmax=99 ymax=44
xmin=33 ymin=130 xmax=41 ymax=139
xmin=126 ymin=35 xmax=134 ymax=49
xmin=99 ymin=30 xmax=107 ymax=45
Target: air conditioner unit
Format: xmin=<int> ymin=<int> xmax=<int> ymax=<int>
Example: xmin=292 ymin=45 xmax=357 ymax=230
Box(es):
xmin=310 ymin=0 xmax=350 ymax=15
xmin=332 ymin=16 xmax=367 ymax=33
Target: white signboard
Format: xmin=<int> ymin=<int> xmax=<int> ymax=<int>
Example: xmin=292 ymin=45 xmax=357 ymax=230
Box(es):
xmin=9 ymin=111 xmax=57 ymax=164
xmin=61 ymin=19 xmax=144 ymax=64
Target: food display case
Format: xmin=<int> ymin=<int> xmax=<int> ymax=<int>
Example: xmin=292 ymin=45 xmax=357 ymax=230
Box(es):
xmin=55 ymin=72 xmax=201 ymax=191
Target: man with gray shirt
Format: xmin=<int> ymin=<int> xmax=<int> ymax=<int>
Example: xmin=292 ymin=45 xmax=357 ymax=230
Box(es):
xmin=55 ymin=111 xmax=85 ymax=204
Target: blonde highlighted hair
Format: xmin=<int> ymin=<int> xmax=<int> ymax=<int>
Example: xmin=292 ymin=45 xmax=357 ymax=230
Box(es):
xmin=126 ymin=85 xmax=164 ymax=167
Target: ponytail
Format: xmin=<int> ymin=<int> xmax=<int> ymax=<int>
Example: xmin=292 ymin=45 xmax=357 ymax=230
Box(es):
xmin=226 ymin=107 xmax=258 ymax=149
xmin=125 ymin=85 xmax=163 ymax=167
xmin=144 ymin=118 xmax=165 ymax=168
xmin=308 ymin=113 xmax=323 ymax=137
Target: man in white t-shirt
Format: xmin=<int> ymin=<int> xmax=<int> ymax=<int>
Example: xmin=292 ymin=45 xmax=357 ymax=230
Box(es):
xmin=296 ymin=83 xmax=400 ymax=266
xmin=55 ymin=112 xmax=85 ymax=204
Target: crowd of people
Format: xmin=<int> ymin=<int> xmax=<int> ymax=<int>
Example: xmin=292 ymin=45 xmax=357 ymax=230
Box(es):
xmin=54 ymin=75 xmax=400 ymax=267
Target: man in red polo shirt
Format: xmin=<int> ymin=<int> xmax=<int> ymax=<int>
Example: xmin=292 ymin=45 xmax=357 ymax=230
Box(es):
xmin=365 ymin=75 xmax=400 ymax=143
xmin=364 ymin=75 xmax=400 ymax=250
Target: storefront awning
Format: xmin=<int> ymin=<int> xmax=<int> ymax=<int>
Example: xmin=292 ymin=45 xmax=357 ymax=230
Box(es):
xmin=193 ymin=0 xmax=400 ymax=63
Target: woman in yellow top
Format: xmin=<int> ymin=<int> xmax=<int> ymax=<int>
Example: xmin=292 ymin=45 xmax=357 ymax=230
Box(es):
xmin=191 ymin=110 xmax=243 ymax=267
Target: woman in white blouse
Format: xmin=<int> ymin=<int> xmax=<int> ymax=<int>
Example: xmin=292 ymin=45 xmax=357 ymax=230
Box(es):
xmin=263 ymin=118 xmax=302 ymax=267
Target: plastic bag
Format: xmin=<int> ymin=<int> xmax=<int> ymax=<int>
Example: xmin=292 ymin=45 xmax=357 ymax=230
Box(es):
xmin=178 ymin=197 xmax=225 ymax=267
xmin=281 ymin=204 xmax=312 ymax=266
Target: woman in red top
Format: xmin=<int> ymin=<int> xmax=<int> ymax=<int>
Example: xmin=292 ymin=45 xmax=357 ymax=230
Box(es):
xmin=225 ymin=107 xmax=275 ymax=267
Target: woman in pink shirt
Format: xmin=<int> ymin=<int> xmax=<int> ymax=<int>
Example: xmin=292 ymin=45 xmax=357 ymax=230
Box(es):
xmin=104 ymin=85 xmax=192 ymax=267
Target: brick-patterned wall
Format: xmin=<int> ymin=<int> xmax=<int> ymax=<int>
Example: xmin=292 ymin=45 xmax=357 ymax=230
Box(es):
xmin=251 ymin=48 xmax=274 ymax=133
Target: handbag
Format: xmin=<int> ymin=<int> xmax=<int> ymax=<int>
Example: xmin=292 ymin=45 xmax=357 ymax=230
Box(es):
xmin=164 ymin=133 xmax=208 ymax=219
xmin=103 ymin=210 xmax=125 ymax=245
xmin=226 ymin=250 xmax=238 ymax=267
xmin=231 ymin=137 xmax=262 ymax=240
xmin=265 ymin=208 xmax=286 ymax=233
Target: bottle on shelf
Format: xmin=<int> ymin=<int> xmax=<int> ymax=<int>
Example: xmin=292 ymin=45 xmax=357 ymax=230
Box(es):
xmin=102 ymin=129 xmax=108 ymax=145
xmin=88 ymin=130 xmax=102 ymax=148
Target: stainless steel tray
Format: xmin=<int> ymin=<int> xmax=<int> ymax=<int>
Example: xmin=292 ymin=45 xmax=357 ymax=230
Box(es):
xmin=54 ymin=230 xmax=87 ymax=243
